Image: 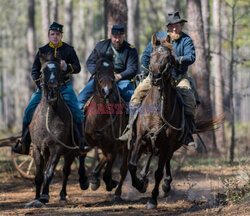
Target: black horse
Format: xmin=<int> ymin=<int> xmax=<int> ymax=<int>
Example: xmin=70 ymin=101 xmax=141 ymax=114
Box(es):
xmin=80 ymin=50 xmax=129 ymax=200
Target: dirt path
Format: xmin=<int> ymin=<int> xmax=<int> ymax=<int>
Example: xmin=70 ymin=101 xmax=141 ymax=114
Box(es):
xmin=0 ymin=160 xmax=249 ymax=216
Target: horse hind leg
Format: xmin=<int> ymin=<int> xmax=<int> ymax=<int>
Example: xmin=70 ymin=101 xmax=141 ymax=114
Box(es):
xmin=162 ymin=158 xmax=172 ymax=197
xmin=59 ymin=152 xmax=75 ymax=203
xmin=91 ymin=156 xmax=107 ymax=191
xmin=78 ymin=154 xmax=89 ymax=190
xmin=114 ymin=147 xmax=129 ymax=201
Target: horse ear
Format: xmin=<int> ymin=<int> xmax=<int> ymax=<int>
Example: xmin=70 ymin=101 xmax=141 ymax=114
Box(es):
xmin=152 ymin=34 xmax=157 ymax=51
xmin=108 ymin=49 xmax=114 ymax=61
xmin=39 ymin=52 xmax=47 ymax=65
xmin=166 ymin=34 xmax=172 ymax=43
xmin=94 ymin=49 xmax=99 ymax=60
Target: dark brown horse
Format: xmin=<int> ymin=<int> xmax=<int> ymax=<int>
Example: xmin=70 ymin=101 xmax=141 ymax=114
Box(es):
xmin=128 ymin=35 xmax=220 ymax=209
xmin=82 ymin=50 xmax=129 ymax=200
xmin=26 ymin=53 xmax=88 ymax=207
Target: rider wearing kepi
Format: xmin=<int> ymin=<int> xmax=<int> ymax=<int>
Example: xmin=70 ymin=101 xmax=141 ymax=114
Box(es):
xmin=119 ymin=12 xmax=199 ymax=146
xmin=77 ymin=24 xmax=138 ymax=110
xmin=12 ymin=22 xmax=90 ymax=155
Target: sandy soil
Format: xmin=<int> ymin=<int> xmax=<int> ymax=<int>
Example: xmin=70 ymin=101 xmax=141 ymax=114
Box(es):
xmin=0 ymin=147 xmax=249 ymax=216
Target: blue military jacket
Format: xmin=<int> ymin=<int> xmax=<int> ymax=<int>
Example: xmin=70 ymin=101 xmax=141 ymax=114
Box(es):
xmin=86 ymin=39 xmax=138 ymax=80
xmin=140 ymin=31 xmax=196 ymax=75
xmin=31 ymin=41 xmax=81 ymax=88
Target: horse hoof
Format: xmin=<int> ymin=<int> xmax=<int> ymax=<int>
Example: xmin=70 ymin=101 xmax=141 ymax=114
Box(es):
xmin=39 ymin=194 xmax=50 ymax=203
xmin=59 ymin=199 xmax=67 ymax=205
xmin=146 ymin=200 xmax=157 ymax=209
xmin=24 ymin=199 xmax=45 ymax=208
xmin=139 ymin=178 xmax=148 ymax=193
xmin=162 ymin=184 xmax=171 ymax=195
xmin=113 ymin=194 xmax=122 ymax=202
xmin=91 ymin=182 xmax=100 ymax=191
xmin=80 ymin=176 xmax=89 ymax=190
xmin=106 ymin=180 xmax=118 ymax=191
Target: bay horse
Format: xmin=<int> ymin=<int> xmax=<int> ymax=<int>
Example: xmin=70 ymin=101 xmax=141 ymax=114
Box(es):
xmin=26 ymin=53 xmax=88 ymax=207
xmin=128 ymin=34 xmax=221 ymax=209
xmin=81 ymin=50 xmax=129 ymax=200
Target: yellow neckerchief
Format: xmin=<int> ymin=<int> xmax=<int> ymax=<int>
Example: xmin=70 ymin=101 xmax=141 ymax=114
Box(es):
xmin=49 ymin=40 xmax=63 ymax=57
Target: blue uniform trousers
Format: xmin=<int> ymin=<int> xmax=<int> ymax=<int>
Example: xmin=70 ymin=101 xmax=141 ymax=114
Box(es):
xmin=23 ymin=82 xmax=84 ymax=124
xmin=77 ymin=78 xmax=134 ymax=110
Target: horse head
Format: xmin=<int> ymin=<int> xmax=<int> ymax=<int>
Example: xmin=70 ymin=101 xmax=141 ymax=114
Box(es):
xmin=94 ymin=50 xmax=115 ymax=99
xmin=39 ymin=52 xmax=62 ymax=104
xmin=149 ymin=34 xmax=176 ymax=87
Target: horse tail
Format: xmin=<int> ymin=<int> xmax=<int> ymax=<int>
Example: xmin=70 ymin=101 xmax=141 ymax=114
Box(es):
xmin=195 ymin=114 xmax=224 ymax=133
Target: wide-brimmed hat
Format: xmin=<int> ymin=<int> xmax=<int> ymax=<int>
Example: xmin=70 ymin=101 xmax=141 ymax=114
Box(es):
xmin=49 ymin=22 xmax=63 ymax=33
xmin=166 ymin=11 xmax=187 ymax=26
xmin=111 ymin=25 xmax=125 ymax=35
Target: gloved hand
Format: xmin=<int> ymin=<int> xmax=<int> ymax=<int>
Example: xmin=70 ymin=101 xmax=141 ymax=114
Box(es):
xmin=138 ymin=71 xmax=147 ymax=81
xmin=60 ymin=60 xmax=68 ymax=75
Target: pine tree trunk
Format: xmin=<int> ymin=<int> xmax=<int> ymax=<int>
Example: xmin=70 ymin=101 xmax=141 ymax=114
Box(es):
xmin=27 ymin=0 xmax=36 ymax=94
xmin=51 ymin=0 xmax=58 ymax=22
xmin=41 ymin=0 xmax=50 ymax=44
xmin=65 ymin=0 xmax=73 ymax=45
xmin=187 ymin=0 xmax=217 ymax=150
xmin=104 ymin=0 xmax=128 ymax=38
xmin=127 ymin=0 xmax=139 ymax=50
xmin=212 ymin=0 xmax=225 ymax=149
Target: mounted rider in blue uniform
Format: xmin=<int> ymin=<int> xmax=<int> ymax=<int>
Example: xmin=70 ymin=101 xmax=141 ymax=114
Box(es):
xmin=77 ymin=25 xmax=138 ymax=112
xmin=13 ymin=22 xmax=90 ymax=155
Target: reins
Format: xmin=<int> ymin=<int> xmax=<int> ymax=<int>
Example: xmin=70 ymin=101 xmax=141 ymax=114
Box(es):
xmin=45 ymin=95 xmax=79 ymax=150
xmin=143 ymin=53 xmax=185 ymax=150
xmin=93 ymin=76 xmax=124 ymax=140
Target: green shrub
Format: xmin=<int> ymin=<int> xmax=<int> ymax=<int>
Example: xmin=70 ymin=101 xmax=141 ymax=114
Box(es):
xmin=219 ymin=175 xmax=250 ymax=204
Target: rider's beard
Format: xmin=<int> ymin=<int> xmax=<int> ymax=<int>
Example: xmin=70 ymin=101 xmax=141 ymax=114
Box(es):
xmin=112 ymin=42 xmax=122 ymax=50
xmin=169 ymin=32 xmax=182 ymax=41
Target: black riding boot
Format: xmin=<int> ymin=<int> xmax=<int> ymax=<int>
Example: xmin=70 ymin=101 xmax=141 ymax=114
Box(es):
xmin=74 ymin=122 xmax=91 ymax=153
xmin=12 ymin=122 xmax=31 ymax=155
xmin=184 ymin=115 xmax=196 ymax=147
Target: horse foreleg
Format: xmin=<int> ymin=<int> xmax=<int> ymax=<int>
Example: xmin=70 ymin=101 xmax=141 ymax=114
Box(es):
xmin=146 ymin=151 xmax=169 ymax=209
xmin=162 ymin=158 xmax=172 ymax=196
xmin=114 ymin=146 xmax=129 ymax=201
xmin=78 ymin=154 xmax=89 ymax=190
xmin=103 ymin=154 xmax=118 ymax=191
xmin=59 ymin=152 xmax=75 ymax=203
xmin=33 ymin=148 xmax=44 ymax=200
xmin=91 ymin=155 xmax=106 ymax=191
xmin=40 ymin=149 xmax=61 ymax=203
xmin=140 ymin=153 xmax=153 ymax=179
xmin=128 ymin=137 xmax=147 ymax=193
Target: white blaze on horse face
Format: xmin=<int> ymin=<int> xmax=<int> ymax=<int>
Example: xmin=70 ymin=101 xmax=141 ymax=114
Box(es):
xmin=47 ymin=63 xmax=56 ymax=80
xmin=103 ymin=61 xmax=110 ymax=67
xmin=103 ymin=85 xmax=109 ymax=95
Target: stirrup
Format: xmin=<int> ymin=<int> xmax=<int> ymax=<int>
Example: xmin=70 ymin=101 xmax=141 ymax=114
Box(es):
xmin=12 ymin=140 xmax=29 ymax=155
xmin=118 ymin=130 xmax=131 ymax=141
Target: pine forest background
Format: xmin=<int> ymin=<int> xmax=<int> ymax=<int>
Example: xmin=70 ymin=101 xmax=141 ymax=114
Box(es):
xmin=0 ymin=0 xmax=249 ymax=162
